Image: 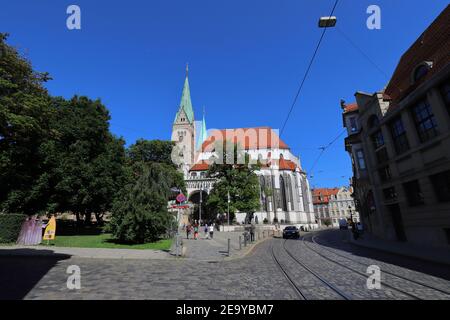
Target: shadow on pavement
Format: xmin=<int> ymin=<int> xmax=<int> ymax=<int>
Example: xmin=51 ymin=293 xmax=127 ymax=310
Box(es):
xmin=309 ymin=229 xmax=450 ymax=281
xmin=0 ymin=249 xmax=71 ymax=300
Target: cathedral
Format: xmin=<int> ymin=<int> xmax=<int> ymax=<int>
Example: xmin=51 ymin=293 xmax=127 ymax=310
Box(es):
xmin=171 ymin=67 xmax=317 ymax=228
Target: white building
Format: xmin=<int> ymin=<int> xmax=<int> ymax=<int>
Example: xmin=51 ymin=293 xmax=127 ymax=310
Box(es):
xmin=171 ymin=68 xmax=317 ymax=228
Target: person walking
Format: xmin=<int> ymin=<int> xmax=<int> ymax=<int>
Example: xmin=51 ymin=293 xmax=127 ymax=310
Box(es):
xmin=194 ymin=224 xmax=199 ymax=240
xmin=186 ymin=224 xmax=191 ymax=240
xmin=208 ymin=223 xmax=214 ymax=239
xmin=204 ymin=223 xmax=209 ymax=239
xmin=250 ymin=222 xmax=256 ymax=242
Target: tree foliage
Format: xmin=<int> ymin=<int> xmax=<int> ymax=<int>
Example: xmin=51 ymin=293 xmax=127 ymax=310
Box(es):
xmin=109 ymin=163 xmax=175 ymax=243
xmin=206 ymin=141 xmax=261 ymax=223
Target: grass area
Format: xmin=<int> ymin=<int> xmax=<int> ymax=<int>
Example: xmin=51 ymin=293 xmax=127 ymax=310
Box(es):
xmin=44 ymin=233 xmax=172 ymax=250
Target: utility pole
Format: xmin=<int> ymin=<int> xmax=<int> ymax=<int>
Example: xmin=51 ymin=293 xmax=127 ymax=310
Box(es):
xmin=227 ymin=190 xmax=231 ymax=226
xmin=199 ymin=190 xmax=202 ymax=225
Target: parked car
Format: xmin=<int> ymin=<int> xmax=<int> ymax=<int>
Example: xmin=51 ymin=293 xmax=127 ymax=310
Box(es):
xmin=282 ymin=226 xmax=300 ymax=239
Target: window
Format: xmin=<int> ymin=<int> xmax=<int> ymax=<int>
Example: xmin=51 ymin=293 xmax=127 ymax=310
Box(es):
xmin=383 ymin=187 xmax=397 ymax=201
xmin=390 ymin=117 xmax=410 ymax=154
xmin=349 ymin=117 xmax=358 ymax=132
xmin=402 ymin=180 xmax=424 ymax=206
xmin=355 ymin=149 xmax=366 ymax=170
xmin=378 ymin=166 xmax=392 ymax=182
xmin=411 ymin=99 xmax=438 ymax=142
xmin=413 ymin=65 xmax=428 ymax=82
xmin=371 ymin=130 xmax=385 ymax=149
xmin=430 ymin=170 xmax=450 ymax=202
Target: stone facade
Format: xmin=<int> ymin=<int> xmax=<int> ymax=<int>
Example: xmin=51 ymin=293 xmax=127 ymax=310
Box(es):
xmin=342 ymin=6 xmax=450 ymax=248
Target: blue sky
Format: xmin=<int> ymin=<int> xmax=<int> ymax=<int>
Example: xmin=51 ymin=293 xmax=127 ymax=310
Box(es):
xmin=1 ymin=0 xmax=448 ymax=188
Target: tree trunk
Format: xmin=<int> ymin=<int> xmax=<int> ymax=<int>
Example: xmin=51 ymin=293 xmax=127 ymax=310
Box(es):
xmin=84 ymin=212 xmax=92 ymax=225
xmin=95 ymin=212 xmax=104 ymax=226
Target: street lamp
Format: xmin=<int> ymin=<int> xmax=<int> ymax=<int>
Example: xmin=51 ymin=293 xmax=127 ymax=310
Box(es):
xmin=318 ymin=16 xmax=337 ymax=28
xmin=227 ymin=190 xmax=231 ymax=226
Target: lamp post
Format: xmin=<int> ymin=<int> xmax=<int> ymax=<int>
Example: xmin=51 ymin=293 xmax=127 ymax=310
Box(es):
xmin=227 ymin=190 xmax=231 ymax=226
xmin=199 ymin=189 xmax=202 ymax=226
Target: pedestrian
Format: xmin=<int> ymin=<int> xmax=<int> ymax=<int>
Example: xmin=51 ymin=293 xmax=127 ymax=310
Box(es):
xmin=250 ymin=223 xmax=255 ymax=242
xmin=204 ymin=223 xmax=209 ymax=239
xmin=186 ymin=224 xmax=191 ymax=239
xmin=194 ymin=224 xmax=199 ymax=240
xmin=209 ymin=223 xmax=214 ymax=239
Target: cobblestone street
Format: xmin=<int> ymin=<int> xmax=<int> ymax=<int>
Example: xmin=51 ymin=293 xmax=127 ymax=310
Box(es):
xmin=1 ymin=230 xmax=449 ymax=300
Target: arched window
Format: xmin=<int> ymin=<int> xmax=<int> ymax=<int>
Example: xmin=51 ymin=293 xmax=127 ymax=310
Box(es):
xmin=259 ymin=175 xmax=267 ymax=212
xmin=288 ymin=175 xmax=295 ymax=211
xmin=279 ymin=175 xmax=288 ymax=212
xmin=411 ymin=61 xmax=433 ymax=84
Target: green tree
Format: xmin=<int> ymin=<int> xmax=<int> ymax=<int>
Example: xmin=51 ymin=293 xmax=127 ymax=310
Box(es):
xmin=126 ymin=139 xmax=186 ymax=195
xmin=206 ymin=141 xmax=260 ymax=224
xmin=109 ymin=162 xmax=175 ymax=243
xmin=47 ymin=96 xmax=127 ymax=224
xmin=0 ymin=33 xmax=54 ymax=215
xmin=127 ymin=139 xmax=175 ymax=166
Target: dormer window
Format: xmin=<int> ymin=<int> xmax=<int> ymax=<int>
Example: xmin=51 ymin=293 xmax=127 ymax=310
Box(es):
xmin=412 ymin=61 xmax=433 ymax=84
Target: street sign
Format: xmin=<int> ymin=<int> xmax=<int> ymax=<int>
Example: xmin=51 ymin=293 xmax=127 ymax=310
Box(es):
xmin=176 ymin=193 xmax=187 ymax=204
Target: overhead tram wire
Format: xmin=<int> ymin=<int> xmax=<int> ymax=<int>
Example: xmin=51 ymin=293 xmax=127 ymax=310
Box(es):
xmin=279 ymin=0 xmax=340 ymax=138
xmin=308 ymin=128 xmax=346 ymax=176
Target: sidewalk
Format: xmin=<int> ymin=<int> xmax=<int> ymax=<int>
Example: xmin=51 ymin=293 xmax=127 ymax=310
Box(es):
xmin=0 ymin=245 xmax=172 ymax=260
xmin=178 ymin=229 xmax=272 ymax=261
xmin=348 ymin=231 xmax=450 ymax=266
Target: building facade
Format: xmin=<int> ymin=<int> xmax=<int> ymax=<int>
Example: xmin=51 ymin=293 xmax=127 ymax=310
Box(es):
xmin=171 ymin=69 xmax=317 ymax=228
xmin=342 ymin=6 xmax=450 ymax=248
xmin=312 ymin=187 xmax=359 ymax=227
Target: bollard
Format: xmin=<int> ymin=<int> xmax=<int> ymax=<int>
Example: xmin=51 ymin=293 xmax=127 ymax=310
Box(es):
xmin=227 ymin=238 xmax=231 ymax=257
xmin=258 ymin=232 xmax=260 ymax=241
xmin=175 ymin=235 xmax=179 ymax=257
xmin=239 ymin=236 xmax=242 ymax=250
xmin=244 ymin=234 xmax=247 ymax=247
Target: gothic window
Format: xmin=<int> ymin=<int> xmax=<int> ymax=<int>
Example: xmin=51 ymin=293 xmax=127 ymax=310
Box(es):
xmin=259 ymin=176 xmax=267 ymax=212
xmin=288 ymin=175 xmax=295 ymax=211
xmin=279 ymin=175 xmax=288 ymax=212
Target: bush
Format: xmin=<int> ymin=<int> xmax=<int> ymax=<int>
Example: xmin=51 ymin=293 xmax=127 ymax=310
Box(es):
xmin=263 ymin=218 xmax=268 ymax=224
xmin=0 ymin=214 xmax=27 ymax=243
xmin=322 ymin=218 xmax=332 ymax=227
xmin=273 ymin=217 xmax=278 ymax=223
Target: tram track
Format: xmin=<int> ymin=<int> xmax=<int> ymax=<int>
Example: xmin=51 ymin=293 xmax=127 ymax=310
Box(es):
xmin=270 ymin=239 xmax=351 ymax=300
xmin=300 ymin=234 xmax=427 ymax=300
xmin=310 ymin=234 xmax=450 ymax=297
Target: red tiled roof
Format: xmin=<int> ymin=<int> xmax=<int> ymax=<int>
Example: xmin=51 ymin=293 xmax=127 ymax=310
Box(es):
xmin=201 ymin=127 xmax=289 ymax=151
xmin=384 ymin=5 xmax=450 ymax=107
xmin=190 ymin=160 xmax=210 ymax=171
xmin=279 ymin=158 xmax=297 ymax=171
xmin=312 ymin=188 xmax=339 ymax=205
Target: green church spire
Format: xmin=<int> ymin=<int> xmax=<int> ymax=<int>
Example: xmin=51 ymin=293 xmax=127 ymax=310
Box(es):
xmin=174 ymin=64 xmax=194 ymax=124
xmin=197 ymin=108 xmax=207 ymax=150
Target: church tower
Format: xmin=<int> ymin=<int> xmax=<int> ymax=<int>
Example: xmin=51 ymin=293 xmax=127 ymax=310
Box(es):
xmin=172 ymin=65 xmax=196 ymax=176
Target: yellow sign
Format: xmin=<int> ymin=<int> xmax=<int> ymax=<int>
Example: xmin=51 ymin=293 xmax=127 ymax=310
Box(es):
xmin=43 ymin=216 xmax=56 ymax=241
